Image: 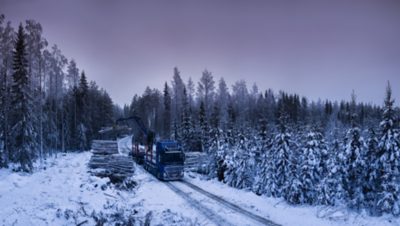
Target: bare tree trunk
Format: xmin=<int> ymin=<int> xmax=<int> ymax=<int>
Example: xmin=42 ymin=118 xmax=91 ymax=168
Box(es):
xmin=2 ymin=58 xmax=10 ymax=164
xmin=39 ymin=56 xmax=43 ymax=166
xmin=61 ymin=104 xmax=65 ymax=152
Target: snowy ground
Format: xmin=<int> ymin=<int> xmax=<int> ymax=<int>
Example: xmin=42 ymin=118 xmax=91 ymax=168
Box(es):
xmin=0 ymin=136 xmax=398 ymax=226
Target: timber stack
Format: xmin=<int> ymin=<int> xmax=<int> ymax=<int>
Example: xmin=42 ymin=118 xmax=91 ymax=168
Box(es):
xmin=88 ymin=140 xmax=134 ymax=182
xmin=184 ymin=152 xmax=208 ymax=173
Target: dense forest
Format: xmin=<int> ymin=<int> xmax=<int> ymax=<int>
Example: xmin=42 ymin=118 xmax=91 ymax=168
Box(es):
xmin=0 ymin=15 xmax=115 ymax=171
xmin=126 ymin=67 xmax=400 ymax=216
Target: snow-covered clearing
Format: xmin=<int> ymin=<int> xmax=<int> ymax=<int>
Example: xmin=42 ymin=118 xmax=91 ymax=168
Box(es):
xmin=0 ymin=152 xmax=140 ymax=225
xmin=0 ymin=135 xmax=398 ymax=226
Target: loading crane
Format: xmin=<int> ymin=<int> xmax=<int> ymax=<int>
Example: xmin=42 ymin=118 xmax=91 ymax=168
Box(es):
xmin=116 ymin=116 xmax=154 ymax=164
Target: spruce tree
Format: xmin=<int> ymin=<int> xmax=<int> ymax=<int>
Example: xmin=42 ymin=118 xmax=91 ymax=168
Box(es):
xmin=375 ymin=82 xmax=400 ymax=215
xmin=342 ymin=98 xmax=366 ymax=209
xmin=365 ymin=128 xmax=379 ymax=212
xmin=10 ymin=24 xmax=36 ymax=171
xmin=268 ymin=109 xmax=292 ymax=197
xmin=76 ymin=71 xmax=88 ymax=150
xmin=299 ymin=132 xmax=323 ymax=204
xmin=252 ymin=120 xmax=272 ymax=195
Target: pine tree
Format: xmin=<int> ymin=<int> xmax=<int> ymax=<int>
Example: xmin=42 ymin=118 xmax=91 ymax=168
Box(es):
xmin=172 ymin=67 xmax=184 ymax=129
xmin=10 ymin=24 xmax=37 ymax=171
xmin=197 ymin=69 xmax=215 ymax=118
xmin=375 ymin=82 xmax=400 ymax=215
xmin=217 ymin=77 xmax=229 ymax=129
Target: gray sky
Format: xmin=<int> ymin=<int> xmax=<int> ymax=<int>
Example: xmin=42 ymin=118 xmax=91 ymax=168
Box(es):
xmin=1 ymin=0 xmax=400 ymax=106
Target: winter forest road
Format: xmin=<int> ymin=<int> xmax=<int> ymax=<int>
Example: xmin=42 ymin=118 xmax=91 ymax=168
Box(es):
xmin=118 ymin=136 xmax=281 ymax=226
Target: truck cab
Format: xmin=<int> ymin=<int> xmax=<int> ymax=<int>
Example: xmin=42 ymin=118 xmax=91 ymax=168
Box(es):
xmin=144 ymin=140 xmax=185 ymax=180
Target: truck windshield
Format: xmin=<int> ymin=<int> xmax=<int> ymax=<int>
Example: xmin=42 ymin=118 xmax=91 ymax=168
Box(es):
xmin=160 ymin=152 xmax=184 ymax=164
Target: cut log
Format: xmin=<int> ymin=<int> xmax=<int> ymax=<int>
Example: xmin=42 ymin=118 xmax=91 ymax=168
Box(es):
xmin=88 ymin=140 xmax=134 ymax=182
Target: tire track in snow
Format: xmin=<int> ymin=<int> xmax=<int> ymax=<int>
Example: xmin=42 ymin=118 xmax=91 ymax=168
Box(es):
xmin=164 ymin=182 xmax=233 ymax=226
xmin=178 ymin=180 xmax=281 ymax=226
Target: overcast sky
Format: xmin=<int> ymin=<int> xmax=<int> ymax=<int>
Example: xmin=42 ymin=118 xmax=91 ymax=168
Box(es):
xmin=1 ymin=0 xmax=400 ymax=106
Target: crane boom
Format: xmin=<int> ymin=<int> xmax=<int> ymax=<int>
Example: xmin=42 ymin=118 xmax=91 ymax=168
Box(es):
xmin=116 ymin=116 xmax=155 ymax=145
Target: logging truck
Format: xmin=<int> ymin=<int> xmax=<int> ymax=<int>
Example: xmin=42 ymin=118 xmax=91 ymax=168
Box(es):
xmin=117 ymin=116 xmax=184 ymax=181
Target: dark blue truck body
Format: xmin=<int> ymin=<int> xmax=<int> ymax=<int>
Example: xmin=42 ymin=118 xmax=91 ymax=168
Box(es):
xmin=143 ymin=140 xmax=185 ymax=181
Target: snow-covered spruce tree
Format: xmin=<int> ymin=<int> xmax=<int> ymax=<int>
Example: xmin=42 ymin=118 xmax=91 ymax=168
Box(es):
xmin=317 ymin=126 xmax=342 ymax=206
xmin=365 ymin=128 xmax=380 ymax=213
xmin=342 ymin=101 xmax=367 ymax=210
xmin=375 ymin=82 xmax=400 ymax=216
xmin=224 ymin=131 xmax=255 ymax=190
xmin=328 ymin=125 xmax=347 ymax=203
xmin=252 ymin=118 xmax=271 ymax=195
xmin=10 ymin=24 xmax=37 ymax=171
xmin=298 ymin=131 xmax=323 ymax=204
xmin=317 ymin=149 xmax=338 ymax=206
xmin=284 ymin=133 xmax=303 ymax=205
xmin=263 ymin=134 xmax=277 ymax=197
xmin=268 ymin=109 xmax=292 ymax=198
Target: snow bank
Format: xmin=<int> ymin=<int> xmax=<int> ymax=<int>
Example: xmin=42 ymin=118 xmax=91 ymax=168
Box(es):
xmin=185 ymin=173 xmax=400 ymax=226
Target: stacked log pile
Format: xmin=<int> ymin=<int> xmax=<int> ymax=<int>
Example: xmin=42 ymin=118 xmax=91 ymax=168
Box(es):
xmin=184 ymin=152 xmax=208 ymax=173
xmin=88 ymin=140 xmax=134 ymax=182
